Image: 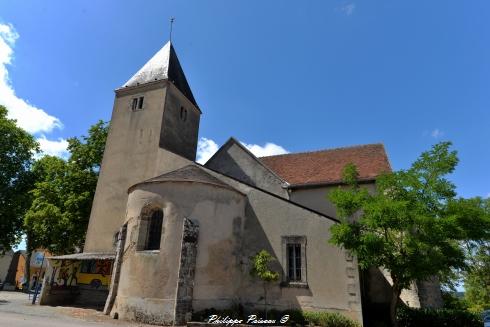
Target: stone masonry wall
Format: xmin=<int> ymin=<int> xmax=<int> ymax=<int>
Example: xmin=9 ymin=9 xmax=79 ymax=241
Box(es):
xmin=174 ymin=218 xmax=200 ymax=325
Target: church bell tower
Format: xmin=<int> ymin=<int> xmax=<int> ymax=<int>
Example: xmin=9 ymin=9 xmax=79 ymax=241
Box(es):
xmin=84 ymin=41 xmax=201 ymax=252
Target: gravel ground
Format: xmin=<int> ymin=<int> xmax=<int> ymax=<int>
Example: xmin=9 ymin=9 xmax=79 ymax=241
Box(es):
xmin=0 ymin=290 xmax=158 ymax=327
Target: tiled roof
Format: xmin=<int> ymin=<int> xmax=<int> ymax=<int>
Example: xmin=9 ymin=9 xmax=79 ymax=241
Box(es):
xmin=260 ymin=144 xmax=391 ymax=187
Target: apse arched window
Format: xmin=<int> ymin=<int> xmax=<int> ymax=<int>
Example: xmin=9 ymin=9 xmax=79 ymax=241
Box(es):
xmin=145 ymin=209 xmax=163 ymax=250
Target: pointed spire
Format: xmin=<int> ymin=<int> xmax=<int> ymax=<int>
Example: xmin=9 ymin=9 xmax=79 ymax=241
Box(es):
xmin=123 ymin=41 xmax=197 ymax=106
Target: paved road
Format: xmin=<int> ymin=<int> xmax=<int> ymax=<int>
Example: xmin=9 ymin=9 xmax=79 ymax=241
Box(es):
xmin=0 ymin=291 xmax=152 ymax=327
xmin=0 ymin=311 xmax=123 ymax=327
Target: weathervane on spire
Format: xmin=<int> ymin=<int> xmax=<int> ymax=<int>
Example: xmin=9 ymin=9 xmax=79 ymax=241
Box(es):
xmin=169 ymin=17 xmax=175 ymax=42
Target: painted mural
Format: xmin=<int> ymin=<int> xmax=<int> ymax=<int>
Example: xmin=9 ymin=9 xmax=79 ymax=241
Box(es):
xmin=49 ymin=260 xmax=79 ymax=288
xmin=49 ymin=259 xmax=113 ymax=290
xmin=12 ymin=249 xmax=50 ymax=290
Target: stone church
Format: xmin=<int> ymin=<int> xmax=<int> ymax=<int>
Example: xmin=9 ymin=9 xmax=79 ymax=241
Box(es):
xmin=39 ymin=41 xmax=442 ymax=325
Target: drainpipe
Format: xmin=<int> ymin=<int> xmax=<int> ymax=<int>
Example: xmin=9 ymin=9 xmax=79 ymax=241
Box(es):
xmin=103 ymin=224 xmax=127 ymax=315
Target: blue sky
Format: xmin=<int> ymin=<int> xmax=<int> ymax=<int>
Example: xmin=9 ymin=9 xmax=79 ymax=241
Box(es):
xmin=0 ymin=0 xmax=489 ymax=204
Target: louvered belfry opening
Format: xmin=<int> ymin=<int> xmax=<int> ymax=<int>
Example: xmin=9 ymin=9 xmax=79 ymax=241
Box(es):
xmin=146 ymin=209 xmax=163 ymax=250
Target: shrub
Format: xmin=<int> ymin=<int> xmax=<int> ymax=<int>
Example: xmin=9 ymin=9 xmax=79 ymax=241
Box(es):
xmin=192 ymin=308 xmax=361 ymax=326
xmin=268 ymin=309 xmax=311 ymax=325
xmin=396 ymin=306 xmax=483 ymax=327
xmin=302 ymin=311 xmax=361 ymax=327
xmin=441 ymin=290 xmax=469 ymax=311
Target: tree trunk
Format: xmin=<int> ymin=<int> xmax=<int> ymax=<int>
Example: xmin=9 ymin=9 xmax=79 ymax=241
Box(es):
xmin=390 ymin=281 xmax=402 ymax=327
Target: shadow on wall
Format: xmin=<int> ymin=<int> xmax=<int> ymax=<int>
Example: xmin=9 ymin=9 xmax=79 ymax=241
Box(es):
xmin=360 ymin=267 xmax=394 ymax=327
xmin=238 ymin=202 xmax=312 ymax=312
xmin=205 ymin=145 xmax=257 ymax=186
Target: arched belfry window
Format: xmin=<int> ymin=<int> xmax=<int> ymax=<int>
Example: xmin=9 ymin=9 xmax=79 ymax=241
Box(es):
xmin=145 ymin=209 xmax=163 ymax=250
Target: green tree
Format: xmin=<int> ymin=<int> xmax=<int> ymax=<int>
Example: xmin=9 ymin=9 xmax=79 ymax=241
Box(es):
xmin=67 ymin=120 xmax=108 ymax=172
xmin=464 ymin=241 xmax=490 ymax=313
xmin=24 ymin=120 xmax=108 ymax=254
xmin=328 ymin=142 xmax=490 ymax=327
xmin=0 ymin=105 xmax=38 ymax=251
xmin=250 ymin=250 xmax=279 ymax=318
xmin=25 ymin=156 xmax=72 ymax=253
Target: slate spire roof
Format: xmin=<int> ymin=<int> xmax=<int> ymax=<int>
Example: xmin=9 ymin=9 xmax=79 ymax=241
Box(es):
xmin=122 ymin=41 xmax=197 ymax=106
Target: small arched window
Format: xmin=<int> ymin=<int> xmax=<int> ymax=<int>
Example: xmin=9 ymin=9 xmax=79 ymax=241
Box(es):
xmin=145 ymin=209 xmax=163 ymax=250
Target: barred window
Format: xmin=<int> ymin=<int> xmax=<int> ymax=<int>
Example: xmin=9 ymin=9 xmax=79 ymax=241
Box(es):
xmin=287 ymin=243 xmax=302 ymax=281
xmin=282 ymin=236 xmax=307 ymax=286
xmin=145 ymin=209 xmax=163 ymax=250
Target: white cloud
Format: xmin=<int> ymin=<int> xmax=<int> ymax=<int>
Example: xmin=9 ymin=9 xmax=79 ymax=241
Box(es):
xmin=431 ymin=128 xmax=444 ymax=138
xmin=36 ymin=135 xmax=69 ymax=159
xmin=486 ymin=193 xmax=490 ymax=199
xmin=196 ymin=137 xmax=219 ymax=164
xmin=241 ymin=142 xmax=289 ymax=157
xmin=0 ymin=23 xmax=62 ymax=134
xmin=339 ymin=3 xmax=356 ymax=16
xmin=196 ymin=137 xmax=289 ymax=164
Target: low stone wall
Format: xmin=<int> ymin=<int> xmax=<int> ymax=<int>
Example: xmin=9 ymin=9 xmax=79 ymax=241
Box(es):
xmin=39 ymin=284 xmax=108 ymax=308
xmin=39 ymin=285 xmax=80 ymax=306
xmin=73 ymin=285 xmax=109 ymax=309
xmin=112 ymin=295 xmax=176 ymax=325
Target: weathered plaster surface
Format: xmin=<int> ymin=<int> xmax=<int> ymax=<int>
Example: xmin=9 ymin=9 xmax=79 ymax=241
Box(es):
xmin=160 ymin=84 xmax=200 ymax=161
xmin=84 ymin=82 xmax=196 ymax=253
xmin=205 ymin=139 xmax=288 ymax=198
xmin=112 ymin=181 xmax=246 ymax=324
xmin=289 ymin=184 xmax=377 ymax=218
xmin=112 ymin=167 xmax=364 ymax=325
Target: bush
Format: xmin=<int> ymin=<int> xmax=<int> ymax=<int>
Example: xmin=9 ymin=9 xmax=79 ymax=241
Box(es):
xmin=303 ymin=311 xmax=361 ymax=327
xmin=266 ymin=309 xmax=306 ymax=324
xmin=441 ymin=290 xmax=469 ymax=311
xmin=396 ymin=306 xmax=483 ymax=327
xmin=192 ymin=308 xmax=361 ymax=327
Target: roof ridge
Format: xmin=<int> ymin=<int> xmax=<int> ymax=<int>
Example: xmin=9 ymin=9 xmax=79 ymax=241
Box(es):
xmin=196 ymin=163 xmax=340 ymax=223
xmin=128 ymin=165 xmax=244 ymax=195
xmin=259 ymin=143 xmax=385 ymax=159
xmin=141 ymin=164 xmax=216 ymax=183
xmin=227 ymin=137 xmax=288 ymax=183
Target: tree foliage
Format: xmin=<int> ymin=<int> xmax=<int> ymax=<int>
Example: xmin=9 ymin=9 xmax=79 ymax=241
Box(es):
xmin=328 ymin=142 xmax=490 ymax=326
xmin=250 ymin=250 xmax=280 ymax=282
xmin=0 ymin=105 xmax=38 ymax=251
xmin=24 ymin=120 xmax=108 ymax=254
xmin=464 ymin=240 xmax=490 ymax=312
xmin=250 ymin=250 xmax=279 ymax=318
